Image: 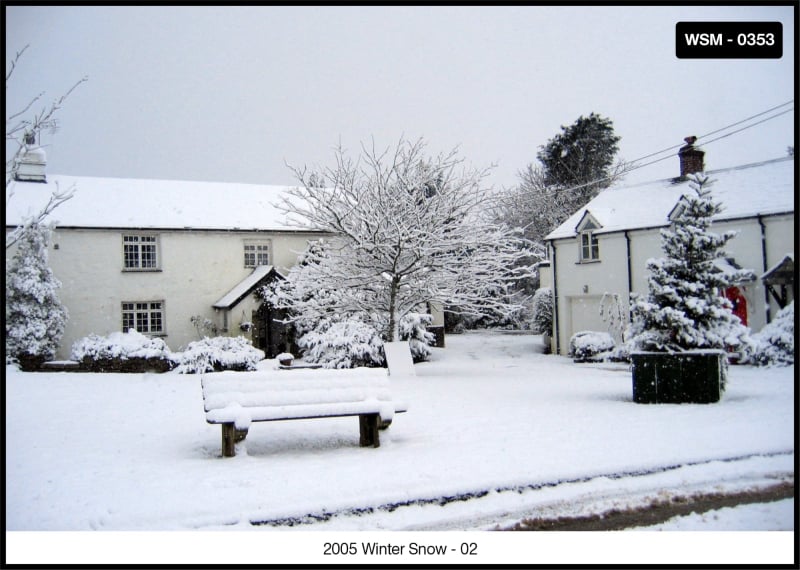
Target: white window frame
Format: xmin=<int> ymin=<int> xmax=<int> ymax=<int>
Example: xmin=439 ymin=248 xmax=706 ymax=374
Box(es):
xmin=579 ymin=230 xmax=600 ymax=262
xmin=244 ymin=241 xmax=271 ymax=268
xmin=122 ymin=301 xmax=166 ymax=335
xmin=575 ymin=213 xmax=601 ymax=263
xmin=123 ymin=234 xmax=160 ymax=271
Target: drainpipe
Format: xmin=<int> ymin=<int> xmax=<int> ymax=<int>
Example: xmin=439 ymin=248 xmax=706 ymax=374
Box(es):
xmin=624 ymin=230 xmax=634 ymax=334
xmin=757 ymin=215 xmax=771 ymax=323
xmin=550 ymin=241 xmax=560 ymax=356
xmin=624 ymin=230 xmax=633 ymax=304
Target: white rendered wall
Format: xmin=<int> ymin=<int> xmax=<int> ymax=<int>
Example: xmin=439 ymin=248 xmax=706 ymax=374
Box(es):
xmin=42 ymin=228 xmax=319 ymax=359
xmin=551 ymin=213 xmax=794 ymax=356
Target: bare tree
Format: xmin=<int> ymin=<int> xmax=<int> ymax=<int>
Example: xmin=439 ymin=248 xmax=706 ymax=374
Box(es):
xmin=493 ymin=159 xmax=630 ymax=247
xmin=272 ymin=137 xmax=540 ymax=342
xmin=6 ymin=45 xmax=87 ymax=249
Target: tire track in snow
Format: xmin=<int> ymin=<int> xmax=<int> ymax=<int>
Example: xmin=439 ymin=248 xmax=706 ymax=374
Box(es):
xmin=242 ymin=449 xmax=793 ymax=529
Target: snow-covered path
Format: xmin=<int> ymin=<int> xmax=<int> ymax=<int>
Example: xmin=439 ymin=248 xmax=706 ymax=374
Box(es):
xmin=5 ymin=331 xmax=795 ymax=564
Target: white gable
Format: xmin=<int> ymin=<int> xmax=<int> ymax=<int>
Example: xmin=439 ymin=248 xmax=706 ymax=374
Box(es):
xmin=6 ymin=174 xmax=308 ymax=231
xmin=575 ymin=211 xmax=602 ymax=232
xmin=546 ymin=156 xmax=794 ymax=240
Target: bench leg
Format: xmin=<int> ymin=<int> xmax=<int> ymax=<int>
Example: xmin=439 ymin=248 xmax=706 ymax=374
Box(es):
xmin=359 ymin=413 xmax=380 ymax=448
xmin=221 ymin=423 xmax=249 ymax=457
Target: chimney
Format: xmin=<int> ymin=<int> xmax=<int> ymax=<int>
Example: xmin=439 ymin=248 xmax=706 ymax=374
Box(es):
xmin=14 ymin=132 xmax=47 ymax=183
xmin=677 ymin=135 xmax=704 ymax=178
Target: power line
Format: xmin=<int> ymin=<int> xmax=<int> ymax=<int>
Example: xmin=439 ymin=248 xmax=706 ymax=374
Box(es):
xmin=625 ymin=100 xmax=793 ymax=166
xmin=492 ymin=102 xmax=794 ymax=207
xmin=696 ymin=107 xmax=794 ymax=149
xmin=696 ymin=100 xmax=793 ymax=141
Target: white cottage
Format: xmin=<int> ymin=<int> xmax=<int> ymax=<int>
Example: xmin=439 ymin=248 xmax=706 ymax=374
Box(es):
xmin=544 ymin=141 xmax=795 ymax=356
xmin=5 ymin=147 xmax=328 ymax=360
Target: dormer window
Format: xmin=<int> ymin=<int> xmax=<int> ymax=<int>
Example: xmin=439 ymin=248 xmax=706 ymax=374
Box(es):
xmin=575 ymin=212 xmax=601 ymax=263
xmin=580 ymin=231 xmax=599 ymax=261
xmin=668 ymin=197 xmax=689 ymax=222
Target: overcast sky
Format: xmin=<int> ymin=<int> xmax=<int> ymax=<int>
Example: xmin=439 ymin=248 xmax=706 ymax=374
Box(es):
xmin=5 ymin=5 xmax=795 ymax=191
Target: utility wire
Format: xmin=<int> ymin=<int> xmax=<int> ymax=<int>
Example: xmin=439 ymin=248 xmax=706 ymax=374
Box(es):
xmin=625 ymin=99 xmax=793 ymax=165
xmin=695 ymin=100 xmax=793 ymax=142
xmin=492 ymin=102 xmax=794 ymax=207
xmin=696 ymin=107 xmax=794 ymax=149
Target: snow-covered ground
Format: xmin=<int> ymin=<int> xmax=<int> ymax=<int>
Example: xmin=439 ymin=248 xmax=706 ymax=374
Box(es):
xmin=5 ymin=331 xmax=794 ymax=565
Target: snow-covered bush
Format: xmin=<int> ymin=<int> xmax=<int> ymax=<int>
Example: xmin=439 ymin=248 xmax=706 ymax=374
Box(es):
xmin=6 ymin=223 xmax=68 ymax=368
xmin=298 ymin=312 xmax=435 ymax=369
xmin=174 ymin=336 xmax=265 ymax=373
xmin=530 ymin=287 xmax=553 ymax=335
xmin=747 ymin=302 xmax=794 ymax=367
xmin=599 ymin=292 xmax=626 ymax=346
xmin=569 ymin=331 xmax=616 ymax=363
xmin=71 ymin=330 xmax=171 ymax=361
xmin=71 ymin=330 xmax=174 ymax=372
xmin=190 ymin=315 xmax=218 ymax=338
xmin=298 ymin=318 xmax=385 ymax=369
xmin=389 ymin=312 xmax=433 ymax=362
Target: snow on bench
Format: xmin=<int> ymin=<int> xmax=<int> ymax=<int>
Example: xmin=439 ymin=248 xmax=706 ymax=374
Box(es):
xmin=200 ymin=367 xmax=408 ymax=457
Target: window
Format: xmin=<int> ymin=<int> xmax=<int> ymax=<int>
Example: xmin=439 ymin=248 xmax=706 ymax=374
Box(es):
xmin=580 ymin=231 xmax=599 ymax=262
xmin=123 ymin=234 xmax=159 ymax=270
xmin=244 ymin=242 xmax=270 ymax=267
xmin=122 ymin=301 xmax=165 ymax=334
xmin=575 ymin=212 xmax=601 ymax=263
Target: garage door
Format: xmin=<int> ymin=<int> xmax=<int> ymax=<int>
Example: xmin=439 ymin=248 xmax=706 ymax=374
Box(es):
xmin=568 ymin=296 xmax=605 ymax=337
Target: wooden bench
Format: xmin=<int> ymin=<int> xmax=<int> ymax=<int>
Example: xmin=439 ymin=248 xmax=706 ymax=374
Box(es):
xmin=200 ymin=368 xmax=408 ymax=457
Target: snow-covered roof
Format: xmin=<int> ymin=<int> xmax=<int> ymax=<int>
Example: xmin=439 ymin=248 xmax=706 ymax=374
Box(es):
xmin=546 ymin=156 xmax=795 ymax=240
xmin=5 ymin=174 xmax=312 ymax=232
xmin=213 ymin=265 xmax=280 ymax=309
xmin=762 ymin=254 xmax=794 ymax=283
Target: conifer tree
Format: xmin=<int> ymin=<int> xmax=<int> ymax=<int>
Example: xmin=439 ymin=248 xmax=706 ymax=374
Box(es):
xmin=536 ymin=113 xmax=621 ymax=192
xmin=628 ymin=174 xmax=752 ymax=353
xmin=494 ymin=113 xmax=627 ymax=247
xmin=6 ymin=222 xmax=68 ymax=365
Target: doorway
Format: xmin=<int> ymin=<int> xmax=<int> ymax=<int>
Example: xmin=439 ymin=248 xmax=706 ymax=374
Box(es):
xmin=251 ymin=301 xmax=290 ymax=359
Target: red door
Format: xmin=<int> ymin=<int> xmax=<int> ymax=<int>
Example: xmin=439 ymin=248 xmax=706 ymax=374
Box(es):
xmin=724 ymin=287 xmax=748 ymax=326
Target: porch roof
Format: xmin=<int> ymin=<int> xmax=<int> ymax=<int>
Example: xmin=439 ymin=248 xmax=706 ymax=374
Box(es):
xmin=213 ymin=265 xmax=280 ymax=310
xmin=762 ymin=255 xmax=794 ymax=285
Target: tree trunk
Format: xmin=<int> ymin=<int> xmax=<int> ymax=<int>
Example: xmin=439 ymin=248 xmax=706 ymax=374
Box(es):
xmin=387 ymin=278 xmax=401 ymax=342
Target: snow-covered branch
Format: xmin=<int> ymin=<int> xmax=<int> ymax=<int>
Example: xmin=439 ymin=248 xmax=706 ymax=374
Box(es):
xmin=6 ymin=44 xmax=86 ymax=248
xmin=6 ymin=180 xmax=76 ymax=250
xmin=274 ymin=137 xmax=541 ymax=341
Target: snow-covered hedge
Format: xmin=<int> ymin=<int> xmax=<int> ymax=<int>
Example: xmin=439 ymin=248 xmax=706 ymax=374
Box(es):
xmin=71 ymin=330 xmax=174 ymax=372
xmin=72 ymin=330 xmax=171 ymax=361
xmin=174 ymin=336 xmax=265 ymax=374
xmin=747 ymin=302 xmax=794 ymax=367
xmin=530 ymin=287 xmax=553 ymax=335
xmin=569 ymin=331 xmax=616 ymax=363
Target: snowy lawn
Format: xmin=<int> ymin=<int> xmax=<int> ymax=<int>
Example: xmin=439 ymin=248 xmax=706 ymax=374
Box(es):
xmin=5 ymin=331 xmax=795 ymax=563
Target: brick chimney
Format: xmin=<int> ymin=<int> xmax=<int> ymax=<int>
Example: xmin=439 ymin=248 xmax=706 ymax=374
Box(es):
xmin=678 ymin=135 xmax=705 ymax=178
